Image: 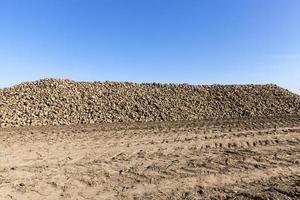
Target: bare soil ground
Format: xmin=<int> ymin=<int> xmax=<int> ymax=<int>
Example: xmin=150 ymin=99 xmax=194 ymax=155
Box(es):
xmin=0 ymin=116 xmax=299 ymax=200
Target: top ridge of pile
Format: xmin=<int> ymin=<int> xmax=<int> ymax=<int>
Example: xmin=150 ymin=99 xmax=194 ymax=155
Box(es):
xmin=1 ymin=78 xmax=300 ymax=127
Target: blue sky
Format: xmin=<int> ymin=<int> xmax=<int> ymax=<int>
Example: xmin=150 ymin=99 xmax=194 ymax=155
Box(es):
xmin=0 ymin=0 xmax=299 ymax=94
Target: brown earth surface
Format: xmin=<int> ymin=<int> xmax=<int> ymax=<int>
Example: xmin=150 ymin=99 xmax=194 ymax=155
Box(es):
xmin=0 ymin=115 xmax=299 ymax=200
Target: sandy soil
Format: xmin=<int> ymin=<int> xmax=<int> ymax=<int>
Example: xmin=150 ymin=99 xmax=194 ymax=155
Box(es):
xmin=0 ymin=116 xmax=299 ymax=200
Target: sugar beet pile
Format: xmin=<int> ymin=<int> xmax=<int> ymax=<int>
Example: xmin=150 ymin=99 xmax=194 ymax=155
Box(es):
xmin=0 ymin=79 xmax=300 ymax=127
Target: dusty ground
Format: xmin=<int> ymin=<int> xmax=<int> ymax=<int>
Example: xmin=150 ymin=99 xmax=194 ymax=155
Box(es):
xmin=0 ymin=116 xmax=299 ymax=200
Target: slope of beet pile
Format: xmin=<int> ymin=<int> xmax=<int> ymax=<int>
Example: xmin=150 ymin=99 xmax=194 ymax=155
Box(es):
xmin=0 ymin=78 xmax=300 ymax=127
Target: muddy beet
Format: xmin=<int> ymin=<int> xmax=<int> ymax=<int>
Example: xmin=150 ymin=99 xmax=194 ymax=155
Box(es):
xmin=0 ymin=79 xmax=300 ymax=127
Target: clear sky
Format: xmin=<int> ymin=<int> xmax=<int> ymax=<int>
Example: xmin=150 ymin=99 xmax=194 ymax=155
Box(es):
xmin=0 ymin=0 xmax=299 ymax=94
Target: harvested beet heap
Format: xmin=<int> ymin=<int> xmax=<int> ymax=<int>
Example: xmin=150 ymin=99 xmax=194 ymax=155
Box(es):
xmin=0 ymin=78 xmax=299 ymax=127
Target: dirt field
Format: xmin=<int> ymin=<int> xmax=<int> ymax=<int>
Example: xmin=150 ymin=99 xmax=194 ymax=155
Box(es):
xmin=0 ymin=116 xmax=299 ymax=200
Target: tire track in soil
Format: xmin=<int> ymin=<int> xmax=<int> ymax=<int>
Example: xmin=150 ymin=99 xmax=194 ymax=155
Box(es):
xmin=0 ymin=116 xmax=299 ymax=199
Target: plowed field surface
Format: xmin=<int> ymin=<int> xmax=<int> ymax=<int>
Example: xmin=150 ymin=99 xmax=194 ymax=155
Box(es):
xmin=0 ymin=116 xmax=299 ymax=199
